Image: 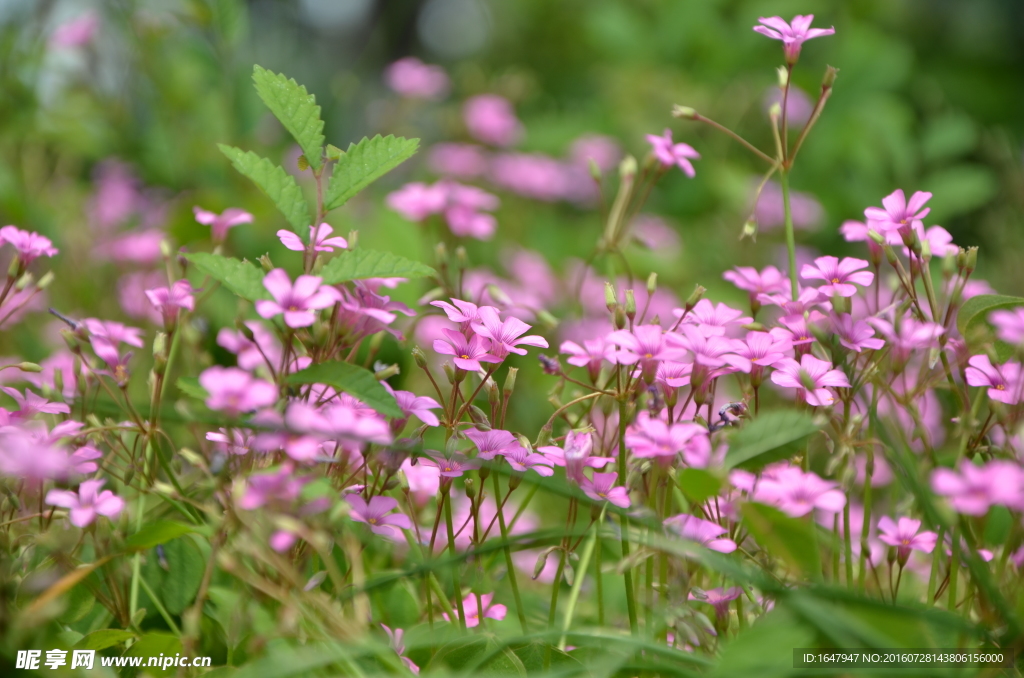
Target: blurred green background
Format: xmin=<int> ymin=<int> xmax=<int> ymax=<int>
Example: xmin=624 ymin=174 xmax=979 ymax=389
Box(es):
xmin=3 ymin=0 xmax=1024 ymax=342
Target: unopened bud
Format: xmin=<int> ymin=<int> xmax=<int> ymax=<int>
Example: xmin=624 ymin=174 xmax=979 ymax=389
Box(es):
xmin=464 ymin=478 xmax=476 ymax=499
xmin=411 ymin=347 xmax=428 ymax=370
xmin=588 ymin=158 xmax=602 ymax=181
xmin=867 ymin=230 xmax=886 ymax=246
xmin=884 ymin=244 xmax=899 ymax=266
xmin=455 ymin=246 xmax=469 ymax=268
xmin=822 ymin=65 xmax=838 ymax=89
xmin=14 ymin=362 xmax=42 ymax=373
xmin=153 ymin=332 xmax=168 ymax=357
xmin=685 ymin=284 xmax=706 ymax=311
xmin=671 ymin=105 xmax=697 ymax=120
xmin=468 ymin=405 xmax=490 ymax=426
xmin=375 ymin=363 xmax=400 ymax=380
xmin=60 ymin=328 xmax=79 ymax=353
xmin=776 ymin=65 xmax=789 ymax=88
xmin=741 ymin=219 xmax=758 ymax=241
xmin=646 ymin=272 xmax=657 ymax=296
xmin=503 ymin=367 xmax=518 ymax=398
xmin=486 ymin=283 xmax=513 ymax=307
xmin=919 ymin=237 xmax=932 ymax=263
xmin=535 ymin=424 xmax=553 ymax=448
xmin=15 ymin=272 xmax=33 ymax=291
xmin=435 ymin=242 xmax=448 ymax=266
xmin=768 ymin=102 xmax=782 ymax=123
xmin=613 ymin=305 xmax=627 ymax=330
xmin=347 ymin=230 xmax=359 ymax=249
xmin=236 ymin=320 xmax=255 ymax=342
xmin=956 ymin=247 xmax=968 ymax=271
xmin=508 ymin=473 xmax=522 ymax=490
xmin=538 ymin=354 xmax=561 ymax=375
xmin=604 ymin=281 xmax=618 ymax=313
xmin=37 ymin=271 xmax=54 ymax=289
xmin=624 ymin=290 xmax=637 ymax=321
xmin=7 ymin=257 xmax=20 ymax=278
xmin=258 ymin=254 xmax=274 ymax=272
xmin=964 ymin=247 xmax=978 ymax=274
xmin=619 ymin=155 xmax=638 ymax=179
xmin=536 ymin=309 xmax=558 ymax=330
xmin=160 ymin=239 xmax=173 ymax=259
xmin=741 ymin=322 xmax=766 ymax=332
xmin=442 ymin=362 xmax=456 ymax=384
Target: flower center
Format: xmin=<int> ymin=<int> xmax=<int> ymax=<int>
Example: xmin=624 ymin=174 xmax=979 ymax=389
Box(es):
xmin=460 ymin=354 xmax=470 ymax=359
xmin=368 ymin=518 xmax=377 ymax=524
xmin=996 ymin=384 xmax=1006 ymax=390
xmin=644 ymin=353 xmax=653 ymax=359
xmin=901 ymin=538 xmax=910 ymax=545
xmin=288 ymin=305 xmax=300 ymax=311
xmin=831 ymin=277 xmax=840 ymax=284
xmin=443 ymin=466 xmax=453 ymax=472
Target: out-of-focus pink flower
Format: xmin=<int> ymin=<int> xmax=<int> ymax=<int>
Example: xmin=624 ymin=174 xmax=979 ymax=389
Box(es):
xmin=117 ymin=271 xmax=164 ymax=323
xmin=381 ymin=625 xmax=420 ymax=675
xmin=238 ymin=464 xmax=306 ymax=510
xmin=470 ymin=306 xmax=548 ymax=359
xmin=49 ymin=12 xmax=99 ymax=48
xmin=433 ymin=328 xmax=500 ymax=372
xmin=801 ymin=256 xmax=873 ymax=298
xmin=755 ymin=466 xmax=846 ymax=517
xmin=0 ymin=226 xmax=58 ymax=264
xmin=965 ymin=355 xmax=1023 ymax=405
xmin=770 ymin=355 xmax=849 ymax=407
xmin=753 ymin=15 xmax=835 ymax=64
xmin=206 ymin=428 xmax=254 ymax=456
xmin=679 ymin=300 xmax=752 ymax=336
xmin=145 ymin=280 xmax=195 ymax=327
xmin=0 ymin=386 xmax=70 ymax=419
xmin=386 ymin=182 xmax=449 ymax=221
xmin=581 ymin=471 xmax=631 ymax=508
xmin=0 ymin=430 xmax=71 ymax=481
xmin=46 ymin=479 xmax=124 ymax=527
xmin=464 ymin=95 xmax=523 ymax=147
xmin=569 ymin=135 xmax=622 ymax=172
xmin=386 ymin=386 xmax=442 ymax=429
xmin=932 ymin=461 xmax=1024 ymax=515
xmin=346 ymin=494 xmax=412 ymax=540
xmin=465 ymin=428 xmax=522 ymax=460
xmin=93 ymin=229 xmax=164 ymax=264
xmin=193 ymin=206 xmax=253 ymax=242
xmin=428 ymin=143 xmax=488 ymax=178
xmin=538 ymin=430 xmax=612 ymax=483
xmin=665 ymin=514 xmax=737 ymax=553
xmin=668 ymin=325 xmax=751 ymax=380
xmin=631 ymin=214 xmax=681 ymax=253
xmin=199 ymin=366 xmax=277 ymax=416
xmin=877 ymin=516 xmax=937 ymax=564
xmin=626 ymin=411 xmax=709 ymax=465
xmin=501 ymin=446 xmax=555 ymax=476
xmin=278 ymin=223 xmax=347 ymax=253
xmin=867 ymin=314 xmax=944 ymax=367
xmin=443 ymin=592 xmax=507 ymax=628
xmin=560 ymin=337 xmax=614 ymax=382
xmin=69 ymin=445 xmax=102 ymax=475
xmin=646 ymin=129 xmax=700 ymax=177
xmin=723 ymin=266 xmax=790 ymax=304
xmin=752 ymin=180 xmax=824 ymax=232
xmin=217 ymin=321 xmax=282 ymax=372
xmin=384 ymin=57 xmax=450 ymax=100
xmin=990 ymin=308 xmax=1024 ymax=345
xmin=864 ymin=189 xmax=932 ymax=241
xmin=831 ymin=313 xmax=884 ymax=352
xmin=763 ymin=85 xmax=814 ymax=127
xmin=489 ymin=152 xmax=572 ymax=202
xmin=401 ymin=459 xmax=441 ymax=506
xmin=256 ymin=269 xmax=341 ymax=328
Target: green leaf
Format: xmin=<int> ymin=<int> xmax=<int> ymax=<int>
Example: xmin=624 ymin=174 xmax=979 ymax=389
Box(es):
xmin=678 ymin=468 xmax=724 ymax=504
xmin=512 ymin=642 xmax=588 ymax=676
xmin=323 ymin=135 xmax=420 ymax=211
xmin=724 ymin=410 xmax=821 ymax=471
xmin=218 ymin=145 xmax=310 ymax=232
xmin=956 ymin=294 xmax=1024 ymax=338
xmin=124 ymin=521 xmax=197 ymax=552
xmin=140 ymin=537 xmax=205 ymax=615
xmin=184 ymin=251 xmax=268 ymax=302
xmin=710 ymin=607 xmax=815 ymax=678
xmin=122 ymin=633 xmax=183 ymax=678
xmin=252 ymin=65 xmax=325 ymax=171
xmin=319 ymin=248 xmax=435 ymax=285
xmin=177 ymin=376 xmax=209 ymax=401
xmin=286 ymin=361 xmax=402 ymax=418
xmin=74 ymin=629 xmax=136 ymax=651
xmin=427 ymin=635 xmax=527 ymax=676
xmin=740 ymin=503 xmax=821 ymax=578
xmin=57 ymin=581 xmax=95 ymax=624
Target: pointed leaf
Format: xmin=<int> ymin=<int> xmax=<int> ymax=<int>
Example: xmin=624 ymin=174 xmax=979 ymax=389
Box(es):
xmin=319 ymin=248 xmax=435 ymax=285
xmin=956 ymin=294 xmax=1024 ymax=338
xmin=724 ymin=410 xmax=821 ymax=471
xmin=252 ymin=65 xmax=325 ymax=171
xmin=74 ymin=629 xmax=136 ymax=652
xmin=177 ymin=376 xmax=209 ymax=401
xmin=286 ymin=360 xmax=402 ymax=418
xmin=124 ymin=521 xmax=198 ymax=552
xmin=323 ymin=135 xmax=420 ymax=211
xmin=218 ymin=145 xmax=310 ymax=232
xmin=678 ymin=468 xmax=724 ymax=503
xmin=184 ymin=251 xmax=269 ymax=302
xmin=740 ymin=503 xmax=821 ymax=578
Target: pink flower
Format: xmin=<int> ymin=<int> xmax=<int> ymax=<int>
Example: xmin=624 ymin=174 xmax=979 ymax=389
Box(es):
xmin=0 ymin=430 xmax=71 ymax=481
xmin=465 ymin=428 xmax=522 ymax=460
xmin=560 ymin=338 xmax=614 ymax=382
xmin=0 ymin=226 xmax=58 ymax=264
xmin=381 ymin=625 xmax=420 ymax=675
xmin=489 ymin=152 xmax=573 ymax=202
xmin=433 ymin=328 xmax=501 ymax=372
xmin=145 ymin=280 xmax=195 ymax=327
xmin=217 ymin=320 xmax=282 ymax=372
xmin=501 ymin=446 xmax=555 ymax=476
xmin=770 ymin=355 xmax=849 ymax=407
xmin=668 ymin=325 xmax=751 ymax=384
xmin=193 ymin=206 xmax=253 ymax=241
xmin=464 ymin=95 xmax=523 ymax=147
xmin=664 ymin=514 xmax=737 ymax=553
xmin=990 ymin=308 xmax=1024 ymax=345
xmin=199 ymin=366 xmax=277 ymax=416
xmin=867 ymin=314 xmax=944 ymax=366
xmin=737 ymin=331 xmax=791 ymax=387
xmin=256 ymin=269 xmax=341 ymax=328
xmin=384 ymin=57 xmax=449 ymax=100
xmin=800 ymin=256 xmax=874 ymax=298
xmin=277 ymin=223 xmax=347 ymax=253
xmin=387 ymin=386 xmax=442 ymax=429
xmin=428 ymin=143 xmax=489 ymax=178
xmin=723 ymin=266 xmax=790 ymax=300
xmin=69 ymin=445 xmax=103 ymax=475
xmin=49 ymin=12 xmax=99 ymax=48
xmin=763 ymin=85 xmax=814 ymax=127
xmin=386 ymin=182 xmax=449 ymax=221
xmin=206 ymin=428 xmax=254 ymax=456
xmin=877 ymin=516 xmax=937 ymax=564
xmin=538 ymin=430 xmax=613 ymax=483
xmin=752 ymin=180 xmax=824 ymax=232
xmin=346 ymin=494 xmax=412 ymax=540
xmin=581 ymin=471 xmax=630 ymax=508
xmin=421 ymin=452 xmax=480 ymax=478
xmin=626 ymin=412 xmax=709 ymax=465
xmin=431 ymin=298 xmax=483 ymax=327
xmin=755 ymin=466 xmax=846 ymax=517
xmin=443 ymin=592 xmax=507 ymax=628
xmin=689 ymin=587 xmax=741 ymax=618
xmin=470 ymin=306 xmax=548 ymax=359
xmin=646 ymin=129 xmax=700 ymax=177
xmin=678 ymin=299 xmax=752 ymax=335
xmin=93 ymin=229 xmax=164 ymax=264
xmin=401 ymin=459 xmax=441 ymax=506
xmin=965 ymin=355 xmax=1023 ymax=405
xmin=864 ymin=189 xmax=932 ymax=240
xmin=238 ymin=464 xmax=306 ymax=510
xmin=753 ymin=15 xmax=835 ymax=64
xmin=606 ymin=324 xmax=683 ymax=383
xmin=0 ymin=386 xmax=70 ymax=418
xmin=931 ymin=461 xmax=1024 ymax=515
xmin=831 ymin=313 xmax=884 ymax=352
xmin=45 ymin=479 xmax=124 ymax=527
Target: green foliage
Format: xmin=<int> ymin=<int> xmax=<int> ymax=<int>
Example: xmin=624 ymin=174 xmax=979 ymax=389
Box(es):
xmin=740 ymin=503 xmax=822 ymax=578
xmin=252 ymin=65 xmax=325 ymax=171
xmin=678 ymin=467 xmax=724 ymax=503
xmin=512 ymin=642 xmax=587 ymax=675
xmin=427 ymin=634 xmax=527 ymax=676
xmin=177 ymin=376 xmax=209 ymax=400
xmin=286 ymin=360 xmax=403 ymax=418
xmin=184 ymin=251 xmax=269 ymax=302
xmin=956 ymin=294 xmax=1024 ymax=338
xmin=724 ymin=411 xmax=821 ymax=471
xmin=319 ymin=248 xmax=436 ymax=284
xmin=218 ymin=145 xmax=310 ymax=232
xmin=323 ymin=135 xmax=420 ymax=211
xmin=139 ymin=537 xmax=205 ymax=615
xmin=124 ymin=520 xmax=199 ymax=551
xmin=74 ymin=629 xmax=136 ymax=651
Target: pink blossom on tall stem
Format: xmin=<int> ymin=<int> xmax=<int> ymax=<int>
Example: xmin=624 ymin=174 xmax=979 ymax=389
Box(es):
xmin=401 ymin=459 xmax=441 ymax=506
xmin=45 ymin=479 xmax=124 ymax=527
xmin=386 ymin=386 xmax=442 ymax=429
xmin=538 ymin=430 xmax=612 ymax=483
xmin=626 ymin=412 xmax=710 ymax=466
xmin=501 ymin=446 xmax=555 ymax=476
xmin=864 ymin=189 xmax=932 ymax=242
xmin=345 ymin=494 xmax=412 ymax=540
xmin=753 ymin=15 xmax=835 ymax=64
xmin=877 ymin=517 xmax=937 ymax=564
xmin=470 ymin=306 xmax=548 ymax=359
xmin=386 ymin=182 xmax=449 ymax=221
xmin=193 ymin=206 xmax=253 ymax=242
xmin=255 ymin=269 xmax=341 ymax=328
xmin=421 ymin=451 xmax=481 ymax=479
xmin=428 ymin=143 xmax=489 ymax=178
xmin=464 ymin=95 xmax=523 ymax=147
xmin=606 ymin=324 xmax=683 ymax=383
xmin=384 ymin=57 xmax=450 ymax=100
xmin=0 ymin=386 xmax=70 ymax=418
xmin=0 ymin=226 xmax=58 ymax=264
xmin=965 ymin=355 xmax=1023 ymax=405
xmin=867 ymin=315 xmax=944 ymax=367
xmin=664 ymin=514 xmax=737 ymax=553
xmin=800 ymin=256 xmax=874 ymax=298
xmin=277 ymin=223 xmax=347 ymax=253
xmin=770 ymin=355 xmax=849 ymax=407
xmin=931 ymin=461 xmax=1024 ymax=514
xmin=465 ymin=428 xmax=522 ymax=460
xmin=581 ymin=471 xmax=630 ymax=508
xmin=831 ymin=313 xmax=884 ymax=352
xmin=381 ymin=624 xmax=420 ymax=675
xmin=646 ymin=129 xmax=700 ymax=177
xmin=433 ymin=328 xmax=501 ymax=372
xmin=667 ymin=325 xmax=751 ymax=387
xmin=443 ymin=592 xmax=507 ymax=628
xmin=676 ymin=299 xmax=752 ymax=335
xmin=755 ymin=466 xmax=847 ymax=517
xmin=737 ymin=331 xmax=791 ymax=387
xmin=199 ymin=366 xmax=277 ymax=416
xmin=145 ymin=280 xmax=195 ymax=327
xmin=431 ymin=298 xmax=484 ymax=330
xmin=689 ymin=587 xmax=742 ymax=619
xmin=990 ymin=308 xmax=1024 ymax=345
xmin=723 ymin=266 xmax=790 ymax=313
xmin=559 ymin=337 xmax=615 ymax=382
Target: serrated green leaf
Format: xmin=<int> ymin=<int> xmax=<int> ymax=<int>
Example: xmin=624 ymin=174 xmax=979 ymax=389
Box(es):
xmin=252 ymin=65 xmax=325 ymax=171
xmin=323 ymin=135 xmax=419 ymax=211
xmin=74 ymin=629 xmax=136 ymax=651
xmin=177 ymin=376 xmax=209 ymax=401
xmin=286 ymin=361 xmax=402 ymax=418
xmin=218 ymin=145 xmax=310 ymax=232
xmin=124 ymin=521 xmax=197 ymax=552
xmin=740 ymin=503 xmax=821 ymax=578
xmin=184 ymin=251 xmax=268 ymax=302
xmin=319 ymin=248 xmax=435 ymax=284
xmin=955 ymin=294 xmax=1024 ymax=338
xmin=724 ymin=410 xmax=820 ymax=471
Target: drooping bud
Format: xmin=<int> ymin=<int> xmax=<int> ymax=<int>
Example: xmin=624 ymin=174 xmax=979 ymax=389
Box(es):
xmin=685 ymin=284 xmax=706 ymax=311
xmin=955 ymin=247 xmax=968 ymax=272
xmin=411 ymin=347 xmax=428 ymax=370
xmin=883 ymin=244 xmax=899 ymax=267
xmin=671 ymin=105 xmax=697 ymax=120
xmin=464 ymin=478 xmax=476 ymax=499
xmin=435 ymin=242 xmax=448 ymax=266
xmin=741 ymin=219 xmax=758 ymax=241
xmin=455 ymin=246 xmax=469 ymax=269
xmin=624 ymin=290 xmax=637 ymax=322
xmin=14 ymin=362 xmax=42 ymax=373
xmin=487 ymin=376 xmax=500 ymax=409
xmin=867 ymin=229 xmax=886 ymax=246
xmin=15 ymin=272 xmax=33 ymax=291
xmin=468 ymin=405 xmax=490 ymax=427
xmin=37 ymin=272 xmax=54 ymax=289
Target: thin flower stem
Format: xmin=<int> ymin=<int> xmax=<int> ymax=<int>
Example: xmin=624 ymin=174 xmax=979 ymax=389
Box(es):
xmin=492 ymin=473 xmax=528 ymax=634
xmin=617 ymin=399 xmax=640 ymax=636
xmin=779 ymin=169 xmax=799 ymax=301
xmin=947 ymin=525 xmax=960 ymax=612
xmin=559 ymin=509 xmax=604 ymax=651
xmin=444 ymin=492 xmax=467 ymax=630
xmin=692 ymin=114 xmax=775 ymax=166
xmin=926 ymin=527 xmax=945 ymax=605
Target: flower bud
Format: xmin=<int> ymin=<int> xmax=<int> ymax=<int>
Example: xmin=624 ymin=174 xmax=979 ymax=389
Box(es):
xmin=153 ymin=332 xmax=168 ymax=357
xmin=347 ymin=230 xmax=359 ymax=249
xmin=956 ymin=247 xmax=968 ymax=271
xmin=411 ymin=347 xmax=429 ymax=370
xmin=468 ymin=405 xmax=490 ymax=426
xmin=604 ymin=281 xmax=618 ymax=313
xmin=486 ymin=283 xmax=513 ymax=307
xmin=588 ymin=158 xmax=602 ymax=181
xmin=624 ymin=290 xmax=637 ymax=321
xmin=831 ymin=295 xmax=850 ymax=316
xmin=883 ymin=244 xmax=899 ymax=267
xmin=455 ymin=246 xmax=469 ymax=269
xmin=442 ymin=362 xmax=456 ymax=384
xmin=646 ymin=272 xmax=657 ymax=296
xmin=258 ymin=253 xmax=274 ymax=272
xmin=464 ymin=478 xmax=477 ymax=499
xmin=685 ymin=284 xmax=706 ymax=311
xmin=503 ymin=367 xmax=518 ymax=399
xmin=536 ymin=309 xmax=558 ymax=330
xmin=508 ymin=473 xmax=522 ymax=490
xmin=486 ymin=376 xmax=499 ymax=407
xmin=37 ymin=271 xmax=54 ymax=289
xmin=375 ymin=363 xmax=400 ymax=380
xmin=15 ymin=362 xmax=42 ymax=373
xmin=619 ymin=155 xmax=638 ymax=179
xmin=15 ymin=272 xmax=33 ymax=291
xmin=741 ymin=219 xmax=758 ymax=241
xmin=867 ymin=229 xmax=886 ymax=246
xmin=768 ymin=102 xmax=782 ymax=124
xmin=741 ymin=322 xmax=766 ymax=332
xmin=7 ymin=257 xmax=20 ymax=278
xmin=919 ymin=237 xmax=932 ymax=263
xmin=435 ymin=242 xmax=448 ymax=266
xmin=964 ymin=247 xmax=978 ymax=274
xmin=613 ymin=305 xmax=627 ymax=330
xmin=60 ymin=328 xmax=80 ymax=353
xmin=671 ymin=105 xmax=697 ymax=120
xmin=776 ymin=65 xmax=789 ymax=88
xmin=822 ymin=65 xmax=838 ymax=89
